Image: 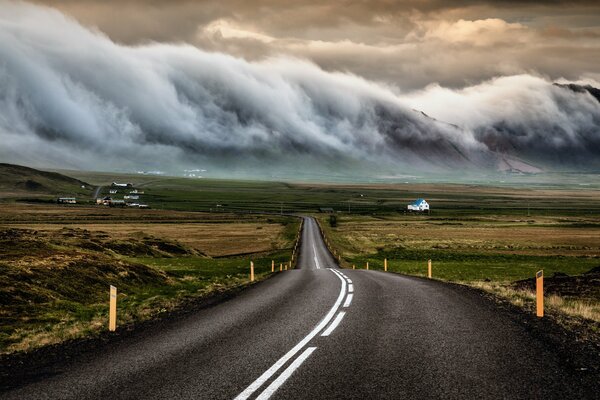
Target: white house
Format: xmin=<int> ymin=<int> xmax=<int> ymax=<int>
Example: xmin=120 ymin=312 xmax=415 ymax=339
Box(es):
xmin=408 ymin=198 xmax=429 ymax=212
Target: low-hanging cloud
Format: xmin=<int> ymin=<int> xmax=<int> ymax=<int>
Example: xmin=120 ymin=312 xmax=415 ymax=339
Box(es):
xmin=0 ymin=1 xmax=599 ymax=177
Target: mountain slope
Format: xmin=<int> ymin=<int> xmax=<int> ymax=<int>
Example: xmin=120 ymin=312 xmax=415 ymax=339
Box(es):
xmin=0 ymin=164 xmax=93 ymax=199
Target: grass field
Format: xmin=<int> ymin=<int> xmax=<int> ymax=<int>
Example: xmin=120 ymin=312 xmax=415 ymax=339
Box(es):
xmin=2 ymin=164 xmax=600 ymax=351
xmin=54 ymin=169 xmax=600 ymax=216
xmin=0 ymin=205 xmax=299 ymax=354
xmin=318 ymin=213 xmax=600 ymax=322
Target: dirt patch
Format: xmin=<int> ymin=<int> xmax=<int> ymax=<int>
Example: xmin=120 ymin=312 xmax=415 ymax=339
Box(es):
xmin=513 ymin=267 xmax=600 ymax=301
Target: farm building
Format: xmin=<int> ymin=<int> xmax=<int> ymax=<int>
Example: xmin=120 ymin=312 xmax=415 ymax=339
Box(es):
xmin=109 ymin=189 xmax=118 ymax=194
xmin=97 ymin=196 xmax=127 ymax=206
xmin=57 ymin=197 xmax=76 ymax=204
xmin=407 ymin=198 xmax=429 ymax=212
xmin=97 ymin=196 xmax=112 ymax=205
xmin=112 ymin=182 xmax=132 ymax=187
xmin=124 ymin=195 xmax=139 ymax=200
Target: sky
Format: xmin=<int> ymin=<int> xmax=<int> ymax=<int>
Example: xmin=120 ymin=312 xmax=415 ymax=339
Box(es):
xmin=31 ymin=0 xmax=600 ymax=90
xmin=1 ymin=1 xmax=599 ymax=178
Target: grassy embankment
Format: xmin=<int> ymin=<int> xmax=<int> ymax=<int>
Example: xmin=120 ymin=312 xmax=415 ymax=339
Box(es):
xmin=0 ymin=205 xmax=299 ymax=354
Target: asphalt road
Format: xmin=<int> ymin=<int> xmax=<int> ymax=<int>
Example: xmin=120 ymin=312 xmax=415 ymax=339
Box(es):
xmin=2 ymin=217 xmax=598 ymax=399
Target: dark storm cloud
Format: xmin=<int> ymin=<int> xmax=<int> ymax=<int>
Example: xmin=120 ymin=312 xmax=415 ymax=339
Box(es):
xmin=28 ymin=0 xmax=600 ymax=89
xmin=1 ymin=1 xmax=599 ymax=175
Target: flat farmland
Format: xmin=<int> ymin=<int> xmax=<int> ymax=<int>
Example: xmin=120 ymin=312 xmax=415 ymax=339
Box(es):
xmin=0 ymin=204 xmax=299 ymax=354
xmin=2 ymin=222 xmax=287 ymax=257
xmin=321 ymin=213 xmax=600 ymax=322
xmin=328 ymin=215 xmax=600 ymax=258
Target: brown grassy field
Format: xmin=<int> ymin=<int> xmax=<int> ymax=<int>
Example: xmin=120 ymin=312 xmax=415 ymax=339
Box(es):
xmin=326 ymin=214 xmax=600 ymax=258
xmin=319 ymin=213 xmax=600 ymax=325
xmin=0 ymin=204 xmax=292 ymax=257
xmin=2 ymin=223 xmax=286 ymax=257
xmin=0 ymin=204 xmax=299 ymax=354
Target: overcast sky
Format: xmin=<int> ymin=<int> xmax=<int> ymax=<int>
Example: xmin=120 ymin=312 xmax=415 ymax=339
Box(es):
xmin=31 ymin=0 xmax=600 ymax=90
xmin=1 ymin=1 xmax=598 ymax=176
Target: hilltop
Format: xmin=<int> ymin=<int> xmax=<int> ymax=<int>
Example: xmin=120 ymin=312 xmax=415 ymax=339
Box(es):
xmin=0 ymin=163 xmax=93 ymax=200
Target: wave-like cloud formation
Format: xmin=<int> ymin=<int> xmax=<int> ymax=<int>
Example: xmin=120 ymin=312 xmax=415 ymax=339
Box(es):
xmin=0 ymin=1 xmax=599 ymax=176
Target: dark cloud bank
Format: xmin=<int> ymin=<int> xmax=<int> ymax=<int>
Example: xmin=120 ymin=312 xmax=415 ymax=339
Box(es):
xmin=0 ymin=2 xmax=599 ymax=179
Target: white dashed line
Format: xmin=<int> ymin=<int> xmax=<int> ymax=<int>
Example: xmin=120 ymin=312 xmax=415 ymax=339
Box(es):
xmin=321 ymin=311 xmax=346 ymax=336
xmin=234 ymin=269 xmax=346 ymax=400
xmin=343 ymin=293 xmax=353 ymax=308
xmin=255 ymin=347 xmax=318 ymax=400
xmin=312 ymin=243 xmax=321 ymax=269
xmin=348 ymin=284 xmax=354 ymax=293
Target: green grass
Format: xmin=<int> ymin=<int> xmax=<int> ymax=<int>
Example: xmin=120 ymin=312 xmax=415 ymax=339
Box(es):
xmin=134 ymin=249 xmax=293 ymax=281
xmin=56 ymin=169 xmax=600 ymax=216
xmin=0 ymin=219 xmax=299 ymax=354
xmin=349 ymin=250 xmax=599 ymax=282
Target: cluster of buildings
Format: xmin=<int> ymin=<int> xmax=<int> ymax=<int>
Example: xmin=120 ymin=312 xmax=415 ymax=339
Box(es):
xmin=96 ymin=182 xmax=149 ymax=208
xmin=57 ymin=197 xmax=77 ymax=204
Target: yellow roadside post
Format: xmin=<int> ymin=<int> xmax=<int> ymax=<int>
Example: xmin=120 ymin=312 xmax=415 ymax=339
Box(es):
xmin=109 ymin=285 xmax=117 ymax=332
xmin=366 ymin=262 xmax=369 ymax=270
xmin=353 ymin=265 xmax=355 ymax=270
xmin=536 ymin=270 xmax=544 ymax=317
xmin=428 ymin=259 xmax=432 ymax=278
xmin=250 ymin=261 xmax=255 ymax=282
xmin=271 ymin=260 xmax=275 ymax=273
xmin=384 ymin=258 xmax=388 ymax=272
xmin=280 ymin=263 xmax=283 ymax=272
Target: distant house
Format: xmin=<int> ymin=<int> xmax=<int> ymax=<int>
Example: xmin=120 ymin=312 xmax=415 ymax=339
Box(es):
xmin=319 ymin=207 xmax=334 ymax=213
xmin=97 ymin=196 xmax=117 ymax=206
xmin=129 ymin=190 xmax=144 ymax=194
xmin=109 ymin=189 xmax=118 ymax=194
xmin=112 ymin=182 xmax=133 ymax=188
xmin=408 ymin=198 xmax=429 ymax=212
xmin=57 ymin=197 xmax=76 ymax=204
xmin=124 ymin=195 xmax=139 ymax=200
xmin=109 ymin=200 xmax=126 ymax=207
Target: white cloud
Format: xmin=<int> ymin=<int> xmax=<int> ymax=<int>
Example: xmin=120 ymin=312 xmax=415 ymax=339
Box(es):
xmin=0 ymin=1 xmax=599 ymax=175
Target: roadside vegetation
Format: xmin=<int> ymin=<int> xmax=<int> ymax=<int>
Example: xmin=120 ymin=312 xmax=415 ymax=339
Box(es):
xmin=319 ymin=213 xmax=600 ymax=326
xmin=0 ymin=208 xmax=299 ymax=354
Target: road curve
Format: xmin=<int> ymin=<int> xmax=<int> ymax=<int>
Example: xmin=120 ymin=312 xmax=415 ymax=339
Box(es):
xmin=2 ymin=216 xmax=598 ymax=399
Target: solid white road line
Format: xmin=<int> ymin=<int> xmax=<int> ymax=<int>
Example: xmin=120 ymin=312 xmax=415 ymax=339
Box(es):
xmin=343 ymin=293 xmax=353 ymax=308
xmin=255 ymin=347 xmax=318 ymax=400
xmin=312 ymin=243 xmax=321 ymax=269
xmin=234 ymin=269 xmax=346 ymax=400
xmin=348 ymin=284 xmax=354 ymax=293
xmin=321 ymin=311 xmax=346 ymax=336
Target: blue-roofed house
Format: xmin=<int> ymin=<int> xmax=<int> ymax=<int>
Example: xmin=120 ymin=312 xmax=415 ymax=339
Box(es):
xmin=407 ymin=198 xmax=429 ymax=212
